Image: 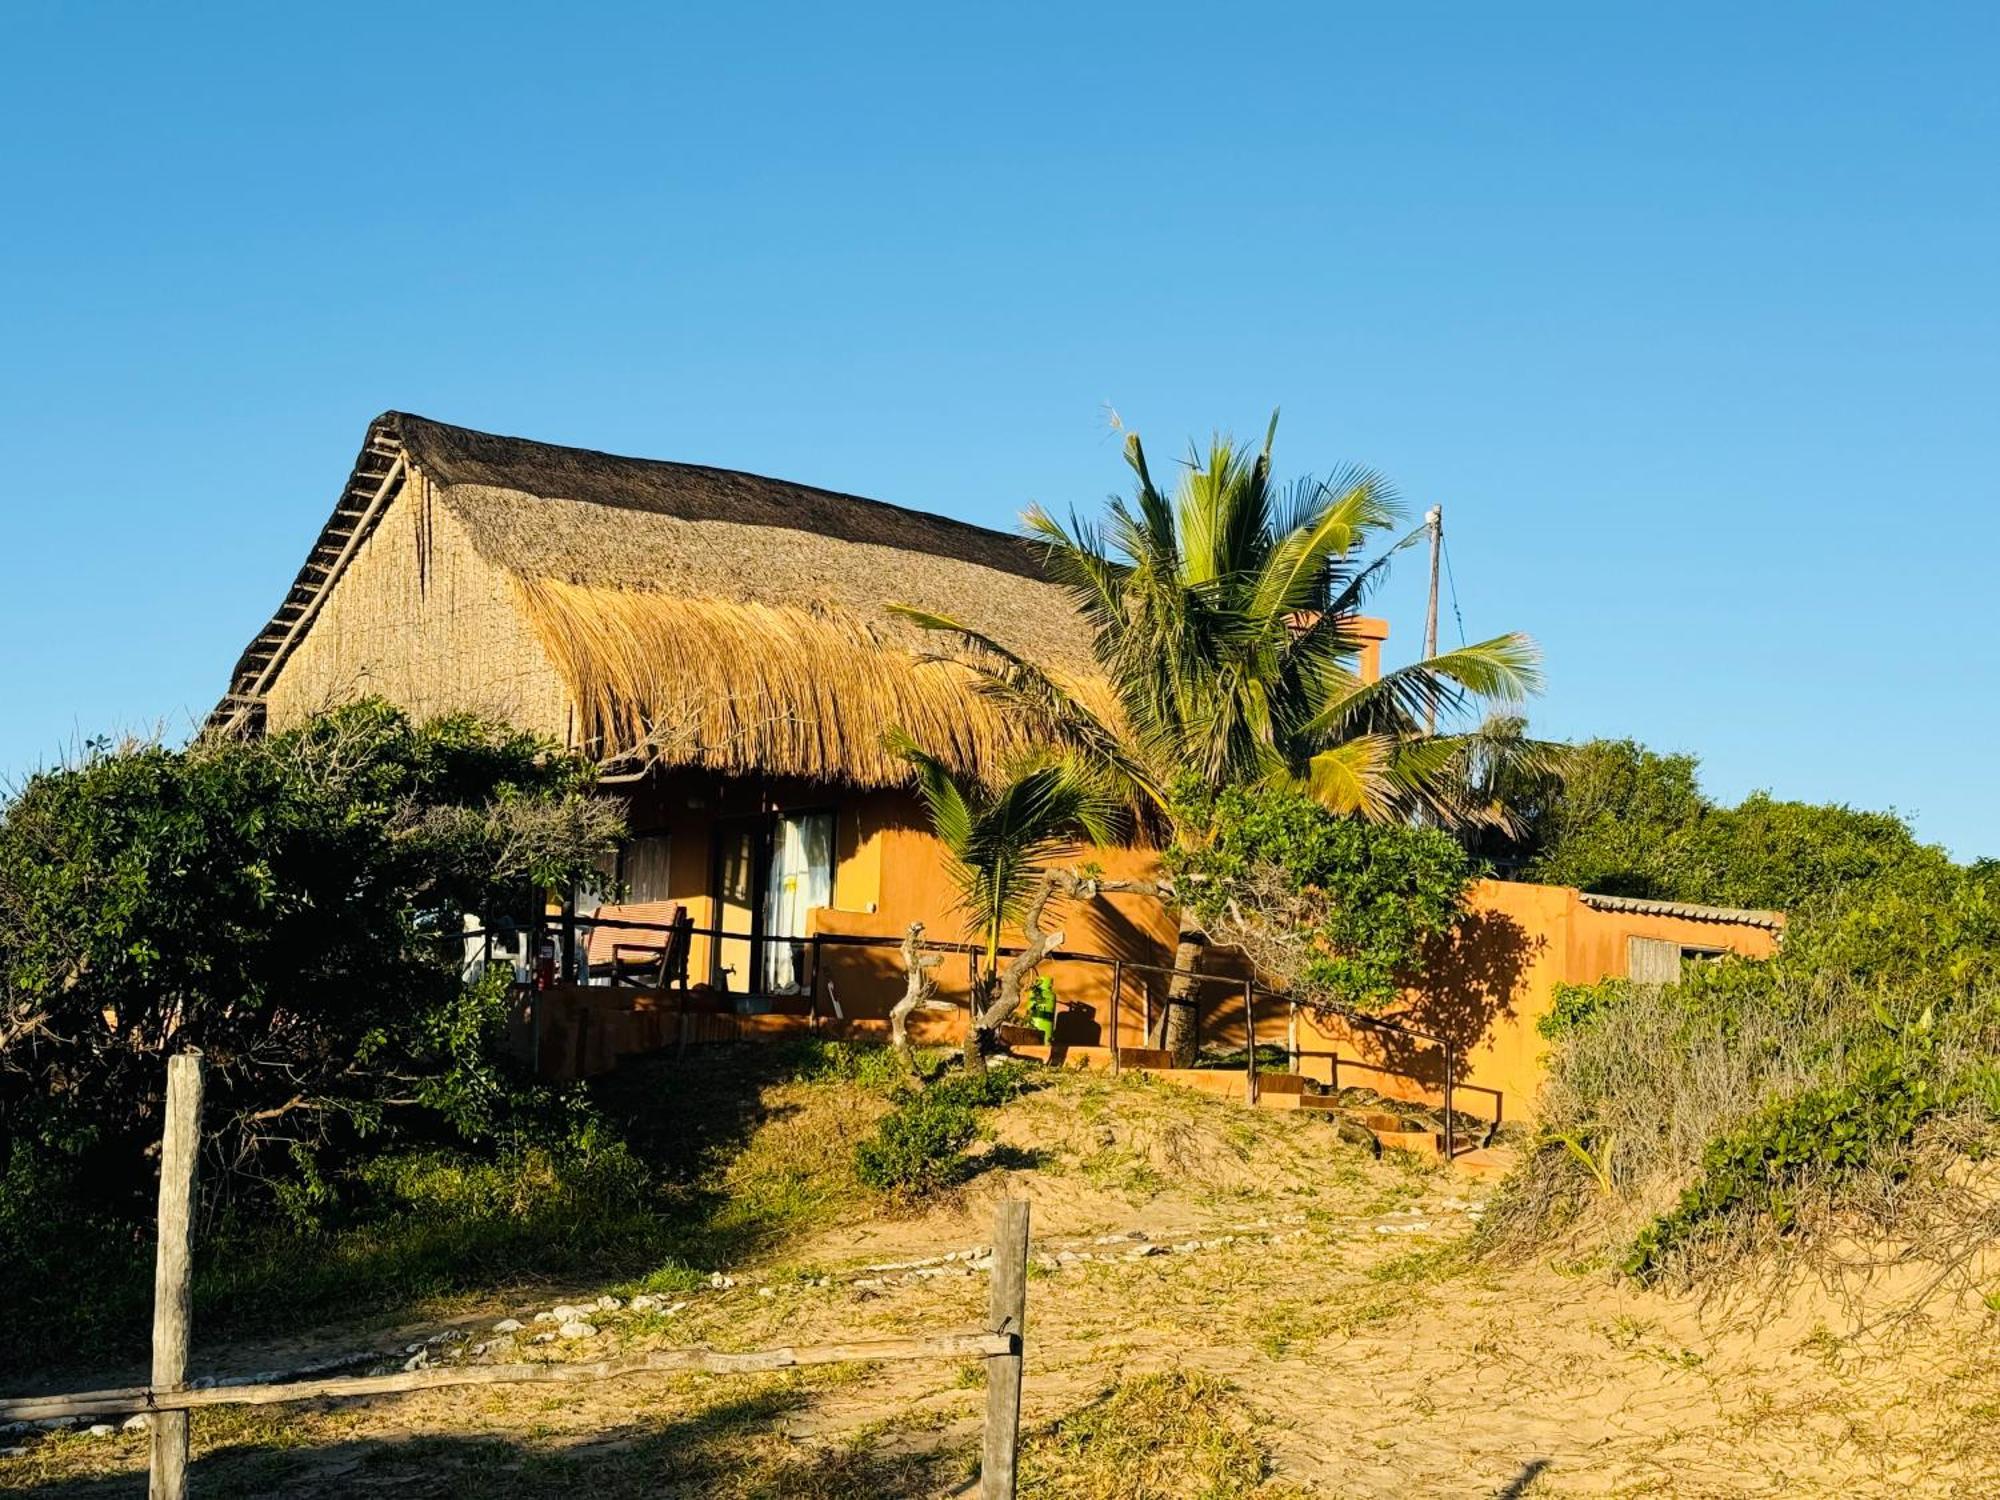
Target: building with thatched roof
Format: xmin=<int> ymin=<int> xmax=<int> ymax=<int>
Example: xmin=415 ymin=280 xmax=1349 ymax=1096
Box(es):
xmin=212 ymin=412 xmax=1197 ymax=1001
xmin=214 ymin=412 xmax=1780 ymax=1129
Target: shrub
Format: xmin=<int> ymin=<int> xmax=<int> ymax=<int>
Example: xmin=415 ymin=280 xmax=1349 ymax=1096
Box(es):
xmin=855 ymin=1090 xmax=981 ymax=1196
xmin=1488 ymin=866 xmax=2000 ymax=1286
xmin=0 ymin=700 xmax=621 ymax=1232
xmin=1520 ymin=738 xmax=1955 ymax=911
xmin=853 ymin=1064 xmax=1029 ymax=1197
xmin=1537 ymin=976 xmax=1632 ymax=1040
xmin=1624 ymin=1047 xmax=1934 ymax=1280
xmin=1166 ymin=782 xmax=1475 ymax=1012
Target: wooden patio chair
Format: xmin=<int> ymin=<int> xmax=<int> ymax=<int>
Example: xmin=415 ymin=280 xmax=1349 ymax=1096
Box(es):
xmin=582 ymin=901 xmax=692 ymax=991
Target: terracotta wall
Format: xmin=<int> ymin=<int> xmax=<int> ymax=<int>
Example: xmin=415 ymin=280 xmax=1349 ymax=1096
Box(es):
xmin=1286 ymin=881 xmax=1779 ymax=1124
xmin=589 ymin=773 xmax=1780 ymax=1125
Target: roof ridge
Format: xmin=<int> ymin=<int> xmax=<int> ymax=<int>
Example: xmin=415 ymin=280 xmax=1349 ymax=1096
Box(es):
xmin=387 ymin=411 xmax=1048 ymax=577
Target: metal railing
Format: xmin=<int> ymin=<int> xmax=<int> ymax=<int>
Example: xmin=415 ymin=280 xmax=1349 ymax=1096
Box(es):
xmin=459 ymin=911 xmax=1501 ymax=1161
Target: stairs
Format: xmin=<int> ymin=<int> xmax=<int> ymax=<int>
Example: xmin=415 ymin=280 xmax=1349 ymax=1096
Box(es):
xmin=1002 ymin=1042 xmax=1504 ymax=1171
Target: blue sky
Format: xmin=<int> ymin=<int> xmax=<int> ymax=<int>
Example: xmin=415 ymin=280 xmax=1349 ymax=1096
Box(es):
xmin=2 ymin=3 xmax=1995 ymax=855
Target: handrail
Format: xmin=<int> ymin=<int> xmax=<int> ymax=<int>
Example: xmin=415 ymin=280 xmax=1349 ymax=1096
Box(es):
xmin=460 ymin=912 xmax=1497 ymax=1158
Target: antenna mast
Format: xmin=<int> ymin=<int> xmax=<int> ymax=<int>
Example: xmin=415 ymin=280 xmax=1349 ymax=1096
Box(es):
xmin=1424 ymin=505 xmax=1442 ymax=733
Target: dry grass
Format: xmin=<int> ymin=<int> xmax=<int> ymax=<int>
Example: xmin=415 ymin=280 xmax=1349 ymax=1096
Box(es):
xmin=1018 ymin=1369 xmax=1301 ymax=1499
xmin=513 ymin=576 xmax=1119 ymax=784
xmin=13 ymin=1059 xmax=2000 ymax=1497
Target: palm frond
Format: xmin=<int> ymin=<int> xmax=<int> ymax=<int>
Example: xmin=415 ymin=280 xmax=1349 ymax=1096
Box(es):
xmin=885 ymin=728 xmax=974 ymax=854
xmin=887 ymin=602 xmax=1166 ymax=815
xmin=1251 ymin=470 xmax=1399 ymax=626
xmin=1303 ymin=633 xmax=1543 ymax=742
xmin=1302 ymin=735 xmax=1398 ymax=820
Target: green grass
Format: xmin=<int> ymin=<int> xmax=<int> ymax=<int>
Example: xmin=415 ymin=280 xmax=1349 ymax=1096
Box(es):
xmin=2 ymin=1037 xmax=915 ymax=1383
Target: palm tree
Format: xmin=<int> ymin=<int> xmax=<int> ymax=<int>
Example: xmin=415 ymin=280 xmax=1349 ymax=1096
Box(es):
xmin=894 ymin=416 xmax=1541 ymax=1061
xmin=889 ymin=731 xmax=1117 ymax=1067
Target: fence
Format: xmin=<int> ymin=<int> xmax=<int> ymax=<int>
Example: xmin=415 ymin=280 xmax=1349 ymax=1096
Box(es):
xmin=0 ymin=1055 xmax=1034 ymax=1500
xmin=514 ymin=911 xmax=1500 ymax=1159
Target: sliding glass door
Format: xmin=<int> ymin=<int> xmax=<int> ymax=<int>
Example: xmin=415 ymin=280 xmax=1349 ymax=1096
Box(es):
xmin=761 ymin=811 xmax=833 ymax=993
xmin=708 ymin=809 xmax=836 ymax=994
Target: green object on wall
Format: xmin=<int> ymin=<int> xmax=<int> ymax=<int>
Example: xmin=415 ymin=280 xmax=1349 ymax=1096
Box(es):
xmin=1027 ymin=976 xmax=1058 ymax=1042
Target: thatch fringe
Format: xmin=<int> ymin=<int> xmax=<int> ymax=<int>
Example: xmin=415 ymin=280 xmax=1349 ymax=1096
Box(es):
xmin=512 ymin=577 xmax=1096 ymax=787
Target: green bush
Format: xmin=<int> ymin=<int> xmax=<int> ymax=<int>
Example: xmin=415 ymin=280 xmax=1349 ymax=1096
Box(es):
xmin=1538 ymin=976 xmax=1633 ymax=1040
xmin=1624 ymin=1047 xmax=1935 ymax=1280
xmin=1518 ymin=738 xmax=1956 ymax=911
xmin=855 ymin=1090 xmax=981 ymax=1196
xmin=1166 ymin=781 xmax=1475 ymax=1012
xmin=0 ymin=700 xmax=621 ymax=1234
xmin=853 ymin=1064 xmax=1029 ymax=1197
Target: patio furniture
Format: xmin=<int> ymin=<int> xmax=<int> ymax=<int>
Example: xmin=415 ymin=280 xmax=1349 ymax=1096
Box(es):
xmin=583 ymin=901 xmax=693 ymax=990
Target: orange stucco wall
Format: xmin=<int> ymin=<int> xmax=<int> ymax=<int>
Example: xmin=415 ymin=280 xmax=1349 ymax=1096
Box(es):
xmin=1287 ymin=880 xmax=1780 ymax=1125
xmin=588 ymin=769 xmax=1779 ymax=1124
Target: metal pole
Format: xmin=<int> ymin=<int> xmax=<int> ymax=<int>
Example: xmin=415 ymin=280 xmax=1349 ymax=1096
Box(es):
xmin=1424 ymin=504 xmax=1442 ymax=735
xmin=1108 ymin=960 xmax=1123 ymax=1076
xmin=808 ymin=934 xmax=822 ymax=1034
xmin=1442 ymin=1037 xmax=1456 ymax=1161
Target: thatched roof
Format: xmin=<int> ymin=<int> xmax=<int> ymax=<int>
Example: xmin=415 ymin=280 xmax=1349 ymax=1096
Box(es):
xmin=213 ymin=413 xmax=1107 ymax=787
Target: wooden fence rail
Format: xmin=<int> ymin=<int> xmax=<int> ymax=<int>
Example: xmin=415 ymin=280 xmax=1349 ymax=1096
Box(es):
xmin=1 ymin=1056 xmax=1033 ymax=1500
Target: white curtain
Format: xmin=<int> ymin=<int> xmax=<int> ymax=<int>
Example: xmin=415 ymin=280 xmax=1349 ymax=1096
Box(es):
xmin=762 ymin=812 xmax=834 ymax=992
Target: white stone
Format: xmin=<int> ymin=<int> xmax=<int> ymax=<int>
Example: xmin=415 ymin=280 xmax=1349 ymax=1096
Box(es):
xmin=530 ymin=1332 xmax=556 ymax=1345
xmin=708 ymin=1273 xmax=736 ymax=1290
xmin=492 ymin=1318 xmax=524 ymax=1333
xmin=558 ymin=1321 xmax=598 ymax=1340
xmin=404 ymin=1343 xmax=424 ymax=1354
xmin=403 ymin=1354 xmax=428 ymax=1372
xmin=628 ymin=1295 xmax=660 ymax=1312
xmin=595 ymin=1296 xmax=623 ymax=1312
xmin=757 ymin=1286 xmax=775 ymax=1298
xmin=122 ymin=1415 xmax=150 ymax=1433
xmin=86 ymin=1423 xmax=116 ymax=1438
xmin=551 ymin=1304 xmax=588 ymax=1321
xmin=533 ymin=1311 xmax=559 ymax=1324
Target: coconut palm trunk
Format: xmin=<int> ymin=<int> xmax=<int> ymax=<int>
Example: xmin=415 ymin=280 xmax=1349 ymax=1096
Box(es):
xmin=1155 ymin=910 xmax=1207 ymax=1062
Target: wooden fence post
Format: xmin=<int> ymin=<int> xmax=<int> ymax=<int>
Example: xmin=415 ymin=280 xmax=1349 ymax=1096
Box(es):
xmin=150 ymin=1052 xmax=203 ymax=1500
xmin=980 ymin=1199 xmax=1030 ymax=1500
xmin=1242 ymin=981 xmax=1259 ymax=1108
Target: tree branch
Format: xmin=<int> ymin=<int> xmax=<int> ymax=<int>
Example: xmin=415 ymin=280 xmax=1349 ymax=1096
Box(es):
xmin=889 ymin=921 xmax=944 ymax=1062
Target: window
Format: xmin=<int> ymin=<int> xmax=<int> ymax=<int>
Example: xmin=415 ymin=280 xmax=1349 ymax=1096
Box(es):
xmin=621 ymin=834 xmax=673 ymax=904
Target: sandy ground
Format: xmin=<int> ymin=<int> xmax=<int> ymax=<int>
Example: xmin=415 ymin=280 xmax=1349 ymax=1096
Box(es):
xmin=7 ymin=1069 xmax=1997 ymax=1497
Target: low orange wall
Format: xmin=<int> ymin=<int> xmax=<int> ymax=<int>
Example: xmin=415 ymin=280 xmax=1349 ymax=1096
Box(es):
xmin=516 ymin=983 xmax=971 ymax=1080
